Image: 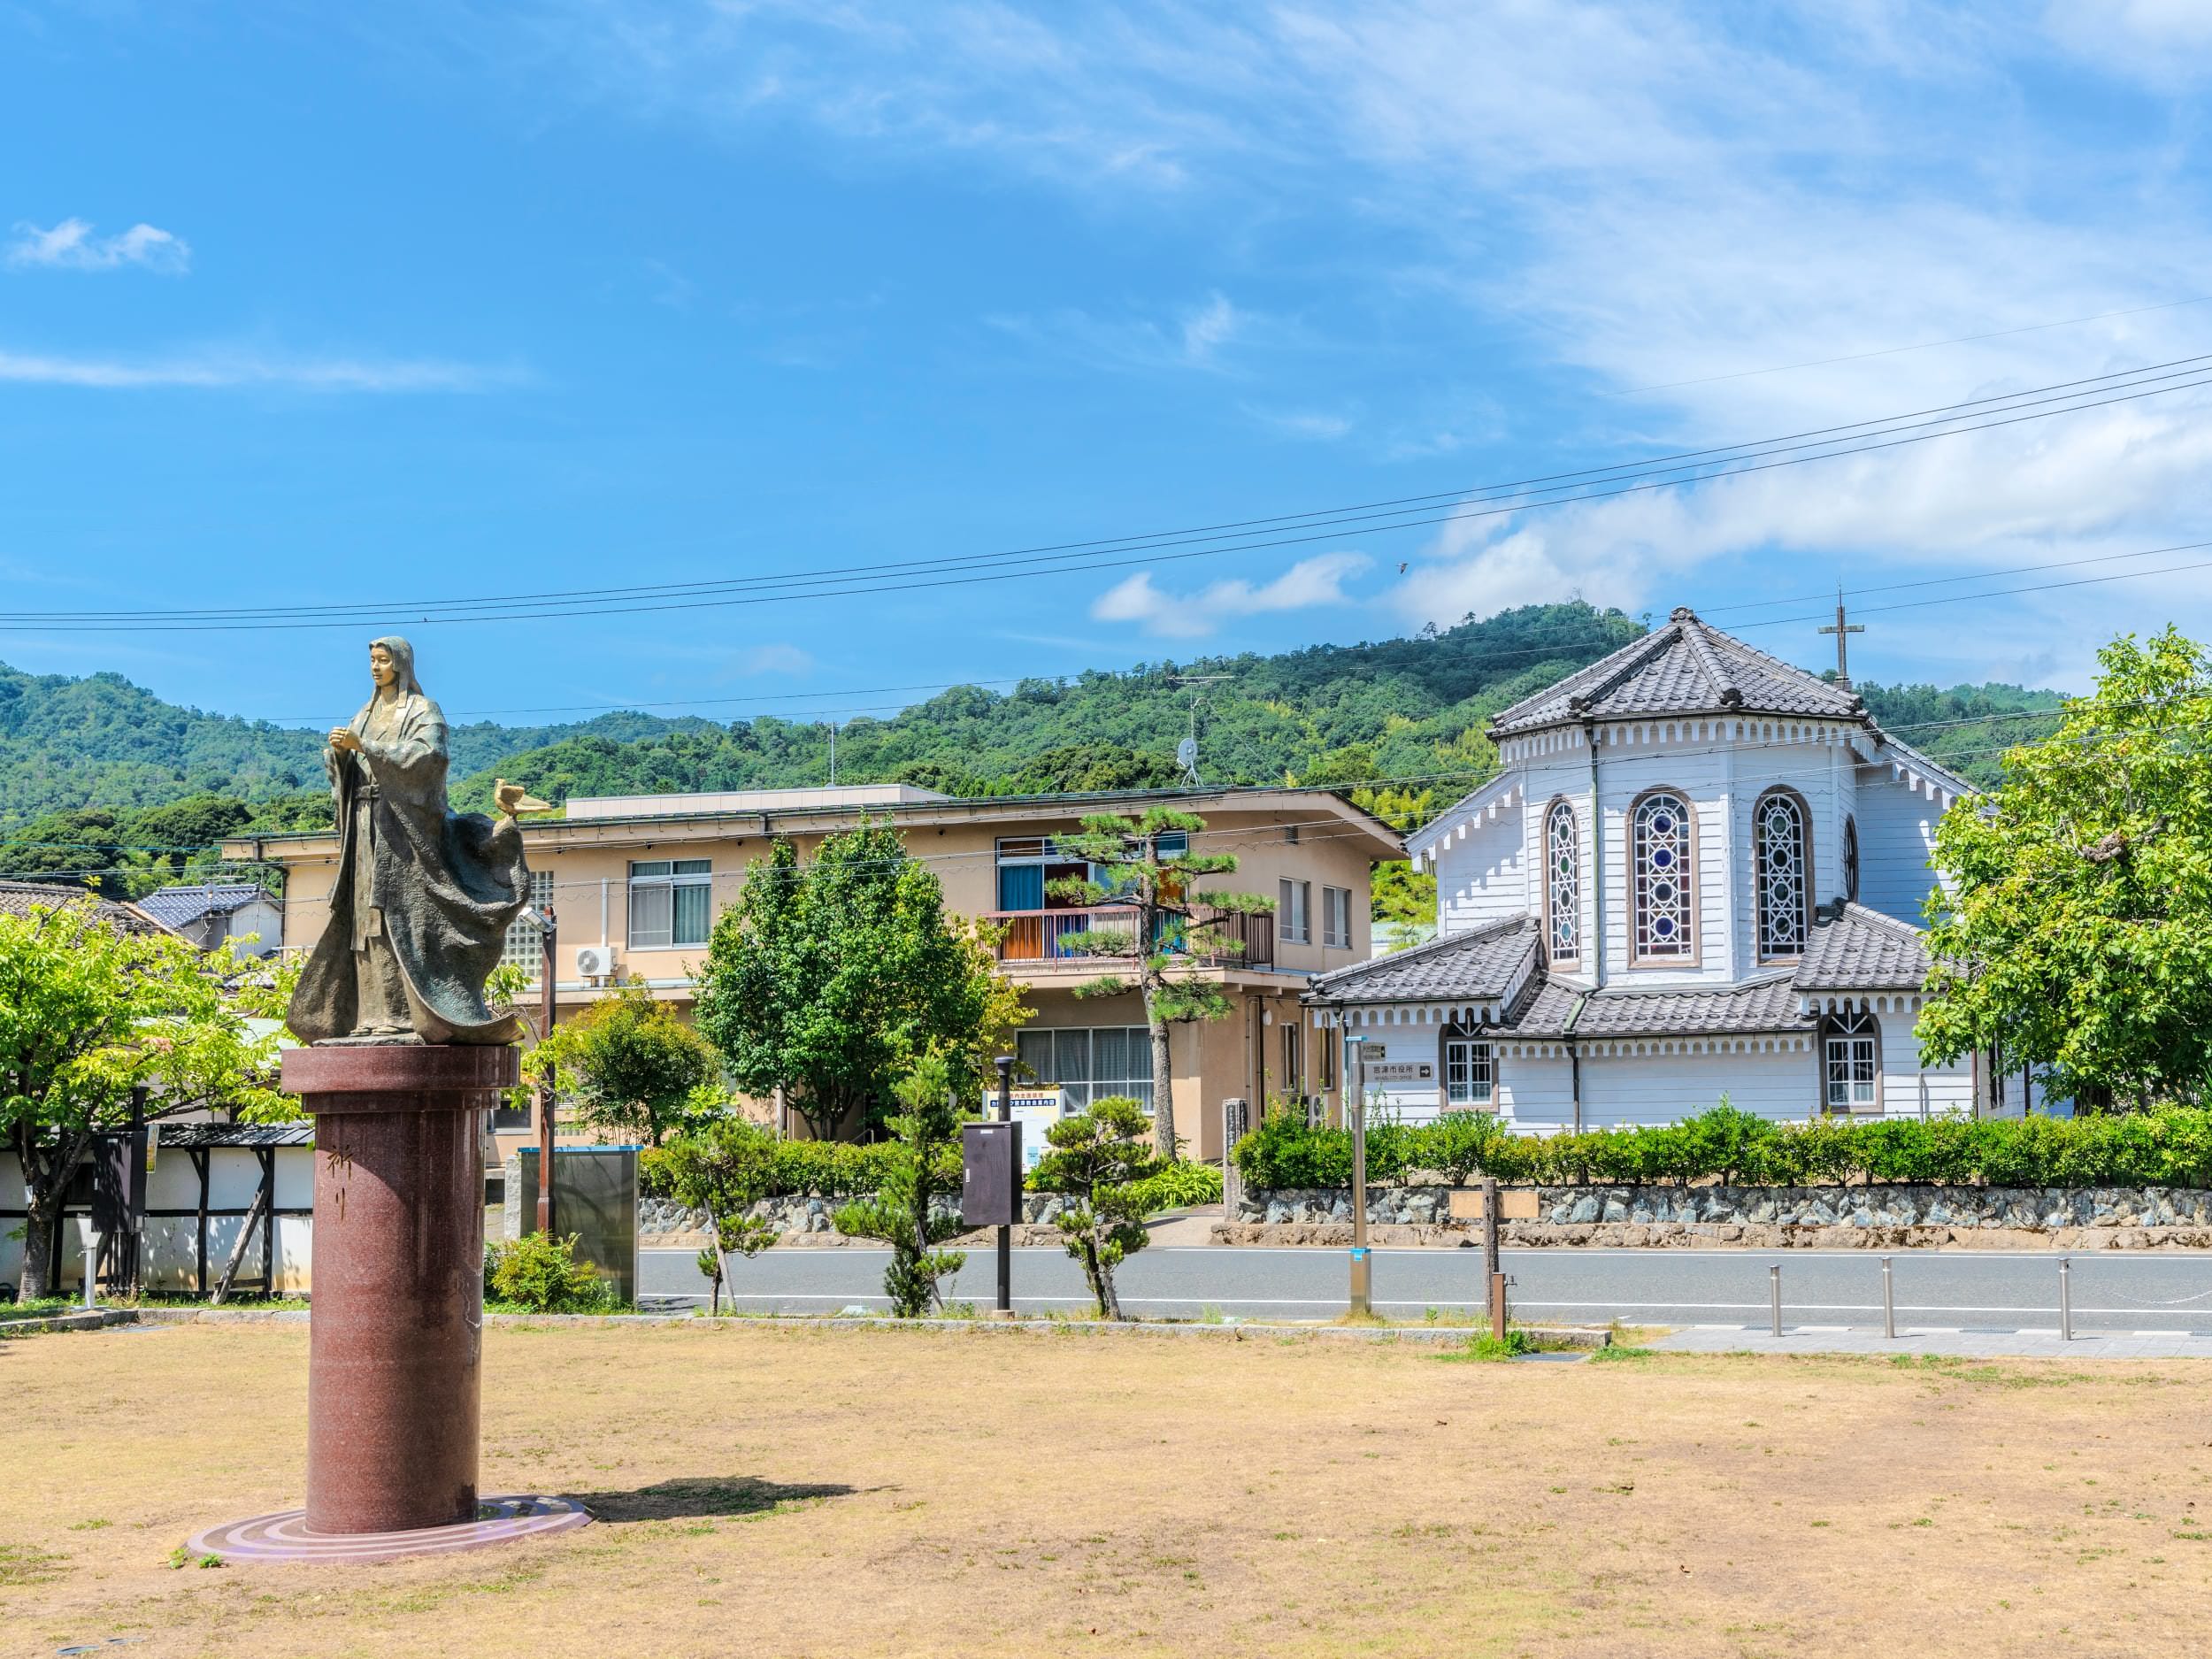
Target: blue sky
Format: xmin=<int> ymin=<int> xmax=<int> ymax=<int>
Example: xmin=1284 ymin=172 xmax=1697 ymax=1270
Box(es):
xmin=6 ymin=2 xmax=2212 ymax=733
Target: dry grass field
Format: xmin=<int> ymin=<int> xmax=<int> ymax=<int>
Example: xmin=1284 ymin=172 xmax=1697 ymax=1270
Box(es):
xmin=4 ymin=1320 xmax=2210 ymax=1659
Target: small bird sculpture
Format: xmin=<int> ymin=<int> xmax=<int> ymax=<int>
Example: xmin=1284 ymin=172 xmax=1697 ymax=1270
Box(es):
xmin=494 ymin=778 xmax=553 ymax=818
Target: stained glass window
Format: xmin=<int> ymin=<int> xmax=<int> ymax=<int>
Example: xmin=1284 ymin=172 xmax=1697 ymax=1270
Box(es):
xmin=1632 ymin=791 xmax=1694 ymax=960
xmin=1755 ymin=791 xmax=1809 ymax=957
xmin=1545 ymin=798 xmax=1579 ymax=965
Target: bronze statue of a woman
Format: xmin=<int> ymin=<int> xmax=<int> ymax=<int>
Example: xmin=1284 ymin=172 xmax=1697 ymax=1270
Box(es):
xmin=287 ymin=636 xmax=536 ymax=1045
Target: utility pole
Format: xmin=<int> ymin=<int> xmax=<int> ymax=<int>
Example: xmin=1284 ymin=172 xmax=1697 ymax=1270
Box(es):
xmin=1171 ymin=675 xmax=1230 ymax=787
xmin=535 ymin=903 xmax=558 ymax=1238
xmin=1818 ymin=588 xmax=1865 ymax=689
xmin=994 ymin=1054 xmax=1015 ymax=1316
xmin=1344 ymin=1034 xmax=1371 ymax=1317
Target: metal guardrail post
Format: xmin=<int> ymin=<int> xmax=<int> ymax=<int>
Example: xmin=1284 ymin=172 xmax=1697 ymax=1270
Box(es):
xmin=1881 ymin=1255 xmax=1895 ymax=1340
xmin=2059 ymin=1256 xmax=2073 ymax=1342
xmin=1770 ymin=1263 xmax=1783 ymax=1337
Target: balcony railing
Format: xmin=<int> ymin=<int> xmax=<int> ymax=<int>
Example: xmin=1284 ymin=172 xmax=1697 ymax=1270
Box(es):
xmin=987 ymin=905 xmax=1274 ymax=971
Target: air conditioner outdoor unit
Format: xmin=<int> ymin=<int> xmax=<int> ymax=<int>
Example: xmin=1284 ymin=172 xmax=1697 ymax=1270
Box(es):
xmin=574 ymin=944 xmax=618 ymax=979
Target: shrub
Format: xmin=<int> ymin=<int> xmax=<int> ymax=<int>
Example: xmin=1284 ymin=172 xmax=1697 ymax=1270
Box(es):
xmin=1227 ymin=1103 xmax=2212 ymax=1191
xmin=1122 ymin=1159 xmax=1225 ymax=1213
xmin=484 ymin=1233 xmax=618 ymax=1313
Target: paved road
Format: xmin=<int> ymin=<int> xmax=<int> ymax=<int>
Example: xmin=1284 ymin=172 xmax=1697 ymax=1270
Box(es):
xmin=643 ymin=1245 xmax=2212 ymax=1335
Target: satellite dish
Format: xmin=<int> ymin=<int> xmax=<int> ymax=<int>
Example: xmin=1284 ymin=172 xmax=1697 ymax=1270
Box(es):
xmin=1176 ymin=736 xmax=1198 ymax=770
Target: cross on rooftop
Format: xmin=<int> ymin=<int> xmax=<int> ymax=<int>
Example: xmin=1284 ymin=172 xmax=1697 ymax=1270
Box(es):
xmin=1818 ymin=588 xmax=1865 ymax=689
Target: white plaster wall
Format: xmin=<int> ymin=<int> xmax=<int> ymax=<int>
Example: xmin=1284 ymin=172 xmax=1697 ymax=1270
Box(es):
xmin=1349 ymin=1026 xmax=1448 ymax=1124
xmin=1433 ymin=805 xmax=1530 ymax=936
xmin=1496 ymin=1055 xmax=1577 ymax=1131
xmin=1577 ymin=1047 xmax=1819 ymax=1126
xmin=1854 ymin=768 xmax=1945 ymax=926
xmin=3 ymin=1146 xmax=315 ymax=1294
xmin=1877 ymin=1016 xmax=1976 ymax=1121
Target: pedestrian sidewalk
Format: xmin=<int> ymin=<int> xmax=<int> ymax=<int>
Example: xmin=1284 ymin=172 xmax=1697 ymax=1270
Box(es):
xmin=1654 ymin=1325 xmax=2212 ymax=1360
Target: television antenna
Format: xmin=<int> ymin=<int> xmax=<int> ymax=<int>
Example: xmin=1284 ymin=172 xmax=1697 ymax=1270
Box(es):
xmin=1171 ymin=674 xmax=1231 ymax=787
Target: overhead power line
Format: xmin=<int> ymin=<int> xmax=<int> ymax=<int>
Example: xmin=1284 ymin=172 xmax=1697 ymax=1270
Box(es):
xmin=11 ymin=353 xmax=2212 ymax=634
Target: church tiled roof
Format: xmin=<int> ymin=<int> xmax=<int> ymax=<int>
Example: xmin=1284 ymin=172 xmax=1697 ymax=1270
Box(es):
xmin=1508 ymin=973 xmax=1813 ymax=1040
xmin=1309 ymin=916 xmax=1536 ymax=1002
xmin=1793 ymin=902 xmax=1932 ymax=991
xmin=1489 ymin=607 xmax=1868 ymax=737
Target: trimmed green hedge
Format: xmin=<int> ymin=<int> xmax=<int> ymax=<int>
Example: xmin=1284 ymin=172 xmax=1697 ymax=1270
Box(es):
xmin=641 ymin=1132 xmax=1225 ymax=1204
xmin=1231 ymin=1104 xmax=2212 ymax=1191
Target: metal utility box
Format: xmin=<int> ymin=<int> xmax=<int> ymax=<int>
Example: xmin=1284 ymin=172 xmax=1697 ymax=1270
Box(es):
xmin=962 ymin=1121 xmax=1024 ymax=1228
xmin=518 ymin=1147 xmax=639 ymax=1305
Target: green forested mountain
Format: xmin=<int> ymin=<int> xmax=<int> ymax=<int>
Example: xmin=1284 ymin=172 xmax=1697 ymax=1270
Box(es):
xmin=0 ymin=602 xmax=2064 ymax=897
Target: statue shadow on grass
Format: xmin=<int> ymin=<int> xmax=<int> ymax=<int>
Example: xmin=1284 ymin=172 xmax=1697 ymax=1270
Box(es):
xmin=569 ymin=1476 xmax=869 ymax=1523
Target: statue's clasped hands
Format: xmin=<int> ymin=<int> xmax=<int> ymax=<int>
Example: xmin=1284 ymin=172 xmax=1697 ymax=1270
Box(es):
xmin=328 ymin=727 xmax=363 ymax=755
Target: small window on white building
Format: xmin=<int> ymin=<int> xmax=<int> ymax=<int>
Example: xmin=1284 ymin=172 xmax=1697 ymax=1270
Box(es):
xmin=1444 ymin=1036 xmax=1494 ymax=1108
xmin=1824 ymin=1009 xmax=1879 ymax=1112
xmin=629 ymin=858 xmax=712 ymax=949
xmin=1279 ymin=879 xmax=1311 ymax=944
xmin=1322 ymin=885 xmax=1352 ymax=949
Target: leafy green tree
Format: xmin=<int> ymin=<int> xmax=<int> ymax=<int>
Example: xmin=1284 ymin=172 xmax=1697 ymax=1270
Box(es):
xmin=645 ymin=1114 xmax=782 ymax=1312
xmin=1031 ymin=1094 xmax=1162 ymax=1320
xmin=521 ymin=983 xmax=718 ymax=1146
xmin=0 ymin=896 xmax=294 ymax=1302
xmin=694 ymin=821 xmax=1025 ymax=1139
xmin=1920 ymin=627 xmax=2212 ymax=1107
xmin=1049 ymin=807 xmax=1273 ymax=1160
xmin=832 ymin=1052 xmax=969 ymax=1317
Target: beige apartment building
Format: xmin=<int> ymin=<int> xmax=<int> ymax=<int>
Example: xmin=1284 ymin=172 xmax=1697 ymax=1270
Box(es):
xmin=228 ymin=783 xmax=1402 ymax=1159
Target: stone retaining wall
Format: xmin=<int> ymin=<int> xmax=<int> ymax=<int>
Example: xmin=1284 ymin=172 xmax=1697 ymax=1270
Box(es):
xmin=1238 ymin=1183 xmax=2212 ymax=1233
xmin=638 ymin=1192 xmax=1070 ymax=1240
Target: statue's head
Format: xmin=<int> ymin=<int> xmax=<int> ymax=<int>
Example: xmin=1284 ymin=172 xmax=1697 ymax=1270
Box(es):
xmin=368 ymin=635 xmax=421 ymax=695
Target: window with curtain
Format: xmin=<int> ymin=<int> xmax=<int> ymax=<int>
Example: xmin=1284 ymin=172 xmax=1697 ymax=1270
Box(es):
xmin=1631 ymin=791 xmax=1694 ymax=961
xmin=1755 ymin=790 xmax=1809 ymax=958
xmin=1016 ymin=1025 xmax=1153 ymax=1109
xmin=1545 ymin=798 xmax=1580 ymax=966
xmin=628 ymin=858 xmax=711 ymax=949
xmin=1321 ymin=885 xmax=1351 ymax=949
xmin=1278 ymin=879 xmax=1310 ymax=943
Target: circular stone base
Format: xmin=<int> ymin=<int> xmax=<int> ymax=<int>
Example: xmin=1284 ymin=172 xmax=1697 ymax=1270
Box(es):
xmin=187 ymin=1495 xmax=591 ymax=1564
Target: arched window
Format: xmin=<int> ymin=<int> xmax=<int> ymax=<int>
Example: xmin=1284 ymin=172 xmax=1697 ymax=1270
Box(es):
xmin=1843 ymin=815 xmax=1860 ymax=903
xmin=1544 ymin=797 xmax=1580 ymax=967
xmin=1631 ymin=790 xmax=1695 ymax=961
xmin=1823 ymin=1008 xmax=1879 ymax=1113
xmin=1755 ymin=789 xmax=1809 ymax=958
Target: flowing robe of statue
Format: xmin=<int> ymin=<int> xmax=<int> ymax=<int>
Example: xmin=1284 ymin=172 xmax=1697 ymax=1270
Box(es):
xmin=288 ymin=639 xmax=530 ymax=1045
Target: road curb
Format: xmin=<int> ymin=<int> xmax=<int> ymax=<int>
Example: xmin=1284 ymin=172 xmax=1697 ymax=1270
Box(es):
xmin=0 ymin=1308 xmax=141 ymax=1337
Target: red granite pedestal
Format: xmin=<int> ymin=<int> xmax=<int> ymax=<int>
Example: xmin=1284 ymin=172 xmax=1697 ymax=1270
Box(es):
xmin=184 ymin=1042 xmax=591 ymax=1563
xmin=286 ymin=1042 xmax=511 ymax=1534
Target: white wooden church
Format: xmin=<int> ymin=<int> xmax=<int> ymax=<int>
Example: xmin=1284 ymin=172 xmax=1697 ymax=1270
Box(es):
xmin=1307 ymin=606 xmax=2032 ymax=1130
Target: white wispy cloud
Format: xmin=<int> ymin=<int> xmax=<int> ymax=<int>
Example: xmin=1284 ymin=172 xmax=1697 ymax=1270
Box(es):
xmin=1092 ymin=551 xmax=1371 ymax=637
xmin=7 ymin=218 xmax=191 ymax=273
xmin=987 ymin=289 xmax=1255 ymax=373
xmin=487 ymin=3 xmax=2212 ymax=665
xmin=1242 ymin=403 xmax=1353 ymax=442
xmin=0 ymin=346 xmax=511 ymax=391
